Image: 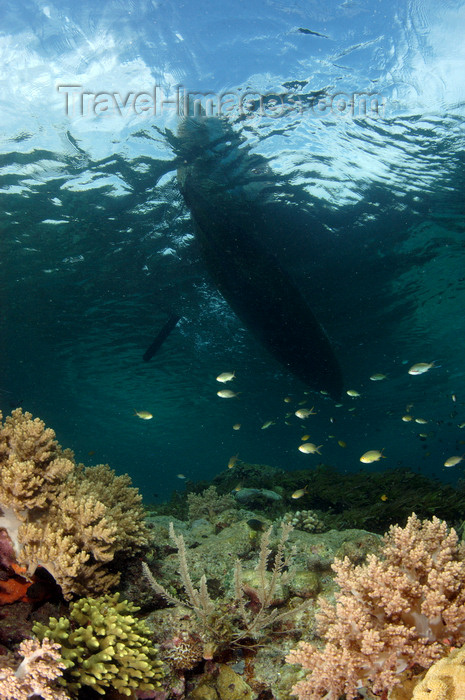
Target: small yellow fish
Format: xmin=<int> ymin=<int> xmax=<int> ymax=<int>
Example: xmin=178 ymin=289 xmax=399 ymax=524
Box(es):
xmin=298 ymin=400 xmax=308 ymax=406
xmin=337 ymin=440 xmax=347 ymax=448
xmin=284 ymin=397 xmax=292 ymax=403
xmin=216 ymin=371 xmax=235 ymax=383
xmin=444 ymin=455 xmax=464 ymax=468
xmin=301 ymin=434 xmax=310 ymax=441
xmin=458 ymin=423 xmax=465 ymax=429
xmin=298 ymin=443 xmax=322 ymax=454
xmin=370 ymin=373 xmax=387 ymax=381
xmin=295 ymin=407 xmax=316 ymax=419
xmin=415 ymin=418 xmax=428 ymax=424
xmin=176 ymin=473 xmax=186 ymax=479
xmin=292 ymin=486 xmax=308 ymax=499
xmin=228 ymin=454 xmax=240 ymax=469
xmin=452 ymin=394 xmax=457 ymax=402
xmin=419 ymin=433 xmax=428 ymax=438
xmin=261 ymin=420 xmax=275 ymax=430
xmin=234 ymin=483 xmax=243 ymax=491
xmin=320 ymin=390 xmax=328 ymax=395
xmin=233 ymin=423 xmax=241 ymax=430
xmin=360 ymin=449 xmax=384 ymax=463
xmin=380 ymin=494 xmax=388 ymax=501
xmin=217 ymin=389 xmax=240 ymax=398
xmin=402 ymin=415 xmax=413 ymax=422
xmin=134 ymin=410 xmax=153 ymax=420
xmin=346 ymin=390 xmax=361 ymax=397
xmin=408 ymin=362 xmax=438 ymax=376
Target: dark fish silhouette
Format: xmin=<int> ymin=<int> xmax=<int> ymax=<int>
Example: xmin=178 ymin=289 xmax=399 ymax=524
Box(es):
xmin=176 ymin=116 xmax=343 ymax=400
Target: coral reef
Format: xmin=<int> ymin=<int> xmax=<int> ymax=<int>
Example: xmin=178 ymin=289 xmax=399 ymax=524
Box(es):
xmin=0 ymin=637 xmax=69 ymax=700
xmin=282 ymin=510 xmax=327 ymax=533
xmin=0 ymin=409 xmax=149 ymax=599
xmin=287 ymin=513 xmax=465 ymax=700
xmin=32 ymin=592 xmax=164 ymax=696
xmin=411 ymin=643 xmax=465 ymax=700
xmin=143 ymin=521 xmax=307 ymax=657
xmin=187 ymin=486 xmax=237 ymax=524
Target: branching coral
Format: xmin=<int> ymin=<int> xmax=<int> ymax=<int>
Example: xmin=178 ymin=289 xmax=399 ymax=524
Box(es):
xmin=286 ymin=513 xmax=465 ymax=700
xmin=32 ymin=592 xmax=164 ymax=697
xmin=187 ymin=485 xmax=236 ymax=523
xmin=0 ymin=409 xmax=148 ymax=599
xmin=0 ymin=637 xmax=69 ymax=700
xmin=143 ymin=521 xmax=308 ymax=658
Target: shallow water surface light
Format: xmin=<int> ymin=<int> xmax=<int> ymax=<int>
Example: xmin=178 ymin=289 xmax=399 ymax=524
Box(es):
xmin=0 ymin=0 xmax=464 ymax=503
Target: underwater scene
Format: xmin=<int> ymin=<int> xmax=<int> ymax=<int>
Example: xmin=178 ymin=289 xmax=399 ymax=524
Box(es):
xmin=1 ymin=0 xmax=465 ymax=698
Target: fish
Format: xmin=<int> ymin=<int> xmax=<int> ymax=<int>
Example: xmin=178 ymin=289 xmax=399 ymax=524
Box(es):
xmin=143 ymin=315 xmax=181 ymax=362
xmin=298 ymin=442 xmax=322 ymax=454
xmin=346 ymin=390 xmax=361 ymax=397
xmin=284 ymin=397 xmax=292 ymax=403
xmin=370 ymin=373 xmax=387 ymax=381
xmin=134 ymin=410 xmax=153 ymax=420
xmin=415 ymin=418 xmax=428 ymax=424
xmin=380 ymin=494 xmax=388 ymax=501
xmin=295 ymin=407 xmax=316 ymax=419
xmin=228 ymin=454 xmax=240 ymax=469
xmin=177 ymin=112 xmax=344 ymax=399
xmin=402 ymin=415 xmax=413 ymax=422
xmin=216 ymin=371 xmax=235 ymax=383
xmin=261 ymin=420 xmax=275 ymax=429
xmin=217 ymin=389 xmax=240 ymax=398
xmin=452 ymin=394 xmax=457 ymax=402
xmin=247 ymin=518 xmax=266 ymax=532
xmin=292 ymin=486 xmax=308 ymax=499
xmin=233 ymin=423 xmax=241 ymax=430
xmin=458 ymin=423 xmax=465 ymax=429
xmin=176 ymin=473 xmax=186 ymax=479
xmin=444 ymin=455 xmax=464 ymax=467
xmin=360 ymin=449 xmax=384 ymax=463
xmin=301 ymin=434 xmax=310 ymax=441
xmin=337 ymin=440 xmax=347 ymax=448
xmin=408 ymin=362 xmax=439 ymax=375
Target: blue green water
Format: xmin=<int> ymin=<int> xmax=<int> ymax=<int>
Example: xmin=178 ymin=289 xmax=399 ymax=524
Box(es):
xmin=1 ymin=0 xmax=465 ymax=502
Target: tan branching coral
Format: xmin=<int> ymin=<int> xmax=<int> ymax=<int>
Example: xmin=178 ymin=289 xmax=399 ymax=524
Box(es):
xmin=287 ymin=514 xmax=465 ymax=700
xmin=0 ymin=409 xmax=148 ymax=599
xmin=187 ymin=485 xmax=236 ymax=523
xmin=0 ymin=637 xmax=69 ymax=700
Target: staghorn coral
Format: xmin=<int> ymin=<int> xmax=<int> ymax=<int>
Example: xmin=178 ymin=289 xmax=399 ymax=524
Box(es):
xmin=32 ymin=592 xmax=164 ymax=697
xmin=0 ymin=637 xmax=69 ymax=700
xmin=0 ymin=409 xmax=148 ymax=599
xmin=287 ymin=513 xmax=465 ymax=700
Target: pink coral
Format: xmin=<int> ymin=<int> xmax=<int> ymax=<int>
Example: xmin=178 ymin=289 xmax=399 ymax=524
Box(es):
xmin=286 ymin=514 xmax=465 ymax=700
xmin=0 ymin=637 xmax=69 ymax=700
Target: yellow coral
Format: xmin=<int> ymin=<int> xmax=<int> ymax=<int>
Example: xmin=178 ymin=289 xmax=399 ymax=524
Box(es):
xmin=0 ymin=409 xmax=149 ymax=599
xmin=33 ymin=593 xmax=164 ymax=696
xmin=411 ymin=645 xmax=465 ymax=700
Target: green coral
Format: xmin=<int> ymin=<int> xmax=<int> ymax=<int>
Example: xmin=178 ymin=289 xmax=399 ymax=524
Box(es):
xmin=32 ymin=592 xmax=164 ymax=696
